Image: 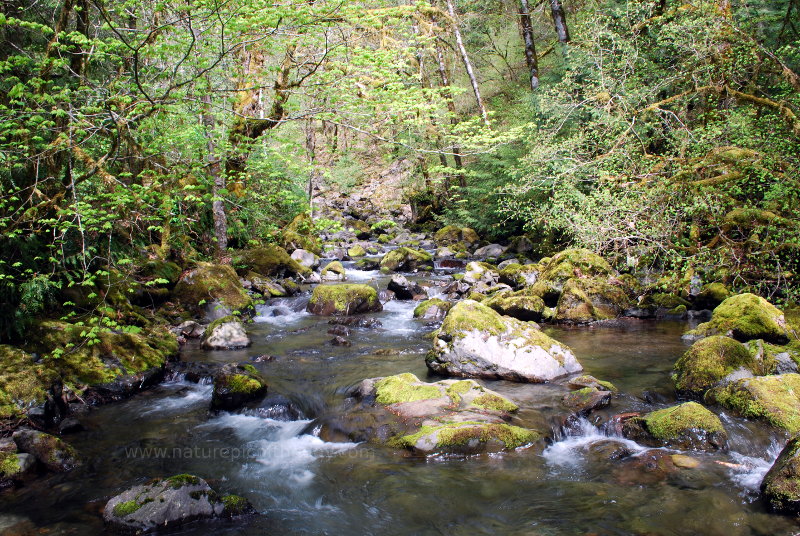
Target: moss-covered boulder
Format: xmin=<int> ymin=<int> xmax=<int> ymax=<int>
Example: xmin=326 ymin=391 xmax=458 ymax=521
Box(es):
xmin=761 ymin=436 xmax=800 ymax=515
xmin=387 ymin=274 xmax=426 ymax=300
xmin=210 ymin=363 xmax=267 ymax=411
xmin=540 ymin=248 xmax=613 ymax=285
xmin=484 ymin=290 xmax=545 ymax=322
xmin=391 ymin=422 xmax=538 ymax=456
xmin=694 ymin=282 xmax=731 ymax=310
xmin=0 ymin=451 xmax=35 ymax=483
xmin=434 ymin=226 xmax=479 ymax=246
xmin=705 ymin=374 xmax=800 ymax=433
xmin=13 ymin=429 xmax=81 ymax=472
xmin=413 ymin=299 xmax=451 ymax=320
xmin=498 ymin=263 xmax=539 ymax=289
xmin=321 ymin=260 xmax=346 ymax=282
xmin=379 ymin=247 xmax=433 ymax=272
xmin=201 ymin=317 xmax=251 ymax=350
xmin=555 ymin=277 xmax=631 ymax=323
xmin=306 ymin=284 xmax=382 ymax=316
xmin=282 ymin=213 xmax=322 ymax=255
xmin=561 ymin=387 xmax=612 ymax=416
xmin=621 ymin=402 xmax=727 ymax=451
xmin=235 ymin=245 xmax=311 ymax=280
xmin=567 ymin=375 xmax=618 ymax=392
xmin=673 ymin=336 xmax=758 ymax=396
xmin=103 ymin=474 xmax=253 ymax=533
xmin=348 ymin=244 xmax=367 ymax=258
xmin=426 ymin=300 xmax=582 ymax=382
xmin=684 ymin=293 xmax=793 ymax=344
xmin=290 ymin=248 xmax=320 ymax=269
xmin=173 ymin=263 xmax=253 ymax=315
xmin=0 ymin=345 xmax=60 ymax=420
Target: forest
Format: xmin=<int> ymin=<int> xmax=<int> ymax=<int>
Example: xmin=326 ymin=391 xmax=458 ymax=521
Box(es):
xmin=1 ymin=0 xmax=800 ymax=534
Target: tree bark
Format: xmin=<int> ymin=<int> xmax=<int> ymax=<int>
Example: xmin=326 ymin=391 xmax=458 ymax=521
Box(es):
xmin=518 ymin=0 xmax=539 ymax=90
xmin=202 ymin=93 xmax=228 ymax=259
xmin=434 ymin=38 xmax=466 ymax=188
xmin=549 ymin=0 xmax=570 ymax=43
xmin=444 ymin=0 xmax=490 ymax=128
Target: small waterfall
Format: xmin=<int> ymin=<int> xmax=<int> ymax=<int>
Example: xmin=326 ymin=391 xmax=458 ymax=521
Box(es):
xmin=254 ymin=295 xmax=310 ymax=325
xmin=542 ymin=418 xmax=649 ymax=468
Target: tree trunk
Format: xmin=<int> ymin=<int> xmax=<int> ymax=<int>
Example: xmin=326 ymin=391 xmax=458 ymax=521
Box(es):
xmin=202 ymin=93 xmax=228 ymax=259
xmin=434 ymin=39 xmax=466 ymax=188
xmin=444 ymin=0 xmax=490 ymax=128
xmin=518 ymin=0 xmax=539 ymax=90
xmin=549 ymin=0 xmax=570 ymax=43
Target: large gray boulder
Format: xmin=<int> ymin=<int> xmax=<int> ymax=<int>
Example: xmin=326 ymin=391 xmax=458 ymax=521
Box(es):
xmin=103 ymin=474 xmax=253 ymax=533
xmin=201 ymin=318 xmax=251 ymax=350
xmin=426 ymin=300 xmax=582 ymax=382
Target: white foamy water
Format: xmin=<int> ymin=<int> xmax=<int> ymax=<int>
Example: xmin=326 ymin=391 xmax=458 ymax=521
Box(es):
xmin=727 ymin=440 xmax=784 ymax=494
xmin=345 ymin=269 xmax=381 ymax=282
xmin=382 ymin=298 xmax=423 ymax=334
xmin=198 ymin=413 xmax=358 ymax=486
xmin=139 ymin=383 xmax=213 ymax=416
xmin=543 ymin=419 xmax=649 ymax=468
xmin=253 ymin=299 xmax=310 ymax=325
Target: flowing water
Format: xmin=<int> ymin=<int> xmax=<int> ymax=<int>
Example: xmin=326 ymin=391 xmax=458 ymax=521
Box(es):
xmin=2 ymin=263 xmax=799 ymax=535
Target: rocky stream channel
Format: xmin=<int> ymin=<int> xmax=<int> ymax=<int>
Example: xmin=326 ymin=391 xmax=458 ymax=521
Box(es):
xmin=2 ymin=231 xmax=800 ymax=535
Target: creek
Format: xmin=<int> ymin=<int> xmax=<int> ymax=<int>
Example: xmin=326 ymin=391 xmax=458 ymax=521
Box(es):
xmin=1 ymin=260 xmax=798 ymax=535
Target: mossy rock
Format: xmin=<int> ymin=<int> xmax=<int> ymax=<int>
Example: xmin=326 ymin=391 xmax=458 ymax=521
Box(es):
xmin=555 ymin=277 xmax=630 ymax=323
xmin=695 ymin=282 xmax=731 ymax=310
xmin=761 ymin=436 xmax=800 ymax=515
xmin=484 ymin=291 xmax=545 ymax=322
xmin=561 ymin=387 xmax=612 ymax=416
xmin=434 ymin=225 xmax=462 ymax=245
xmin=705 ymin=374 xmax=800 ymax=433
xmin=379 ymin=247 xmax=433 ymax=273
xmin=649 ymin=292 xmax=692 ymax=310
xmin=173 ymin=263 xmax=253 ymax=315
xmin=541 ymin=248 xmax=613 ymax=284
xmin=621 ymin=402 xmax=727 ymax=451
xmin=282 ymin=213 xmax=322 ymax=254
xmin=234 ymin=246 xmax=311 ymax=280
xmin=321 ymin=261 xmax=346 ymax=281
xmin=568 ymin=375 xmax=618 ymax=392
xmin=13 ymin=429 xmax=81 ymax=472
xmin=137 ymin=259 xmax=182 ymax=287
xmin=0 ymin=345 xmax=59 ymax=419
xmin=211 ymin=363 xmax=268 ymax=411
xmin=673 ymin=336 xmax=758 ymax=396
xmin=391 ymin=422 xmax=539 ymax=455
xmin=413 ymin=298 xmax=451 ymax=320
xmin=498 ymin=263 xmax=539 ymax=289
xmin=306 ymin=284 xmax=382 ymax=316
xmin=684 ymin=293 xmax=793 ymax=344
xmin=348 ymin=245 xmax=367 ymax=258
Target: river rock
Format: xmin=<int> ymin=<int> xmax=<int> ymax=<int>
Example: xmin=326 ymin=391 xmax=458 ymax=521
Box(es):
xmin=463 ymin=262 xmax=498 ymax=285
xmin=498 ymin=263 xmax=539 ymax=289
xmin=103 ymin=474 xmax=253 ymax=533
xmin=567 ymin=374 xmax=618 ymax=392
xmin=555 ymin=277 xmax=632 ymax=323
xmin=387 ymin=274 xmax=426 ymax=300
xmin=683 ymin=293 xmax=793 ymax=344
xmin=201 ymin=317 xmax=251 ymax=350
xmin=307 ymin=284 xmax=382 ymax=316
xmin=172 ymin=263 xmax=253 ymax=315
xmin=761 ymin=435 xmax=800 ymax=514
xmin=705 ymin=373 xmax=800 ymax=433
xmin=621 ymin=402 xmax=727 ymax=451
xmin=0 ymin=451 xmax=35 ymax=484
xmin=672 ymin=335 xmax=757 ymax=396
xmin=234 ymin=245 xmax=311 ymax=280
xmin=321 ymin=261 xmax=347 ymax=282
xmin=484 ymin=290 xmax=545 ymax=322
xmin=561 ymin=387 xmax=612 ymax=416
xmin=210 ymin=363 xmax=268 ymax=411
xmin=426 ymin=300 xmax=582 ymax=382
xmin=174 ymin=320 xmax=205 ymax=339
xmin=474 ymin=244 xmax=506 ymax=258
xmin=290 ymin=248 xmax=320 ymax=268
xmin=12 ymin=429 xmax=81 ymax=472
xmin=413 ymin=298 xmax=451 ymax=320
xmin=379 ymin=247 xmax=433 ymax=272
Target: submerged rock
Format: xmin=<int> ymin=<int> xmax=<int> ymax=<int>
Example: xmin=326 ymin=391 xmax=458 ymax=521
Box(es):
xmin=621 ymin=402 xmax=727 ymax=451
xmin=683 ymin=293 xmax=793 ymax=344
xmin=426 ymin=300 xmax=582 ymax=382
xmin=210 ymin=363 xmax=268 ymax=411
xmin=12 ymin=429 xmax=81 ymax=472
xmin=103 ymin=474 xmax=253 ymax=533
xmin=761 ymin=436 xmax=800 ymax=515
xmin=306 ymin=284 xmax=382 ymax=316
xmin=705 ymin=373 xmax=800 ymax=433
xmin=201 ymin=317 xmax=251 ymax=350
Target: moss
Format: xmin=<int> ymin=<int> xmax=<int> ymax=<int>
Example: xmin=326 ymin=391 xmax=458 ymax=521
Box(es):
xmin=0 ymin=452 xmax=21 ymax=478
xmin=640 ymin=402 xmax=724 ymax=440
xmin=569 ymin=375 xmax=618 ymax=392
xmin=673 ymin=335 xmax=755 ymax=395
xmin=394 ymin=422 xmax=538 ymax=451
xmin=445 ymin=380 xmax=474 ymax=405
xmin=696 ymin=282 xmax=730 ymax=308
xmin=113 ymin=500 xmax=143 ymax=517
xmin=347 ymin=245 xmax=366 ymax=258
xmin=0 ymin=345 xmax=59 ymax=419
xmin=235 ymin=246 xmax=311 ymax=279
xmin=706 ymin=374 xmax=800 ymax=433
xmin=241 ymin=364 xmax=258 ymax=376
xmin=165 ymin=474 xmax=201 ymax=489
xmin=541 ymin=248 xmax=612 ymax=283
xmin=377 ymin=234 xmax=391 ymax=244
xmin=413 ymin=298 xmax=451 ymax=318
xmin=455 ymin=252 xmax=468 ymax=259
xmin=434 ymin=225 xmax=462 ymax=244
xmin=307 ymin=284 xmax=380 ymax=315
xmin=221 ymin=494 xmax=250 ymax=515
xmin=173 ymin=262 xmax=253 ymax=313
xmin=321 ymin=261 xmax=345 ymax=277
xmin=452 ymin=273 xmax=464 ymax=281
xmin=379 ymin=247 xmax=433 ymax=272
xmin=472 ymin=393 xmax=518 ymax=412
xmin=282 ymin=213 xmax=322 ymax=255
xmin=687 ymin=293 xmax=791 ymax=344
xmin=440 ymin=300 xmax=507 ymax=339
xmin=227 ymin=374 xmax=264 ymax=395
xmin=374 ymin=374 xmax=443 ymax=405
xmin=484 ymin=292 xmax=545 ymax=321
xmin=461 ymin=228 xmax=479 ymax=244
xmin=651 ymin=293 xmax=692 ymax=309
xmin=203 ymin=315 xmax=237 ymax=339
